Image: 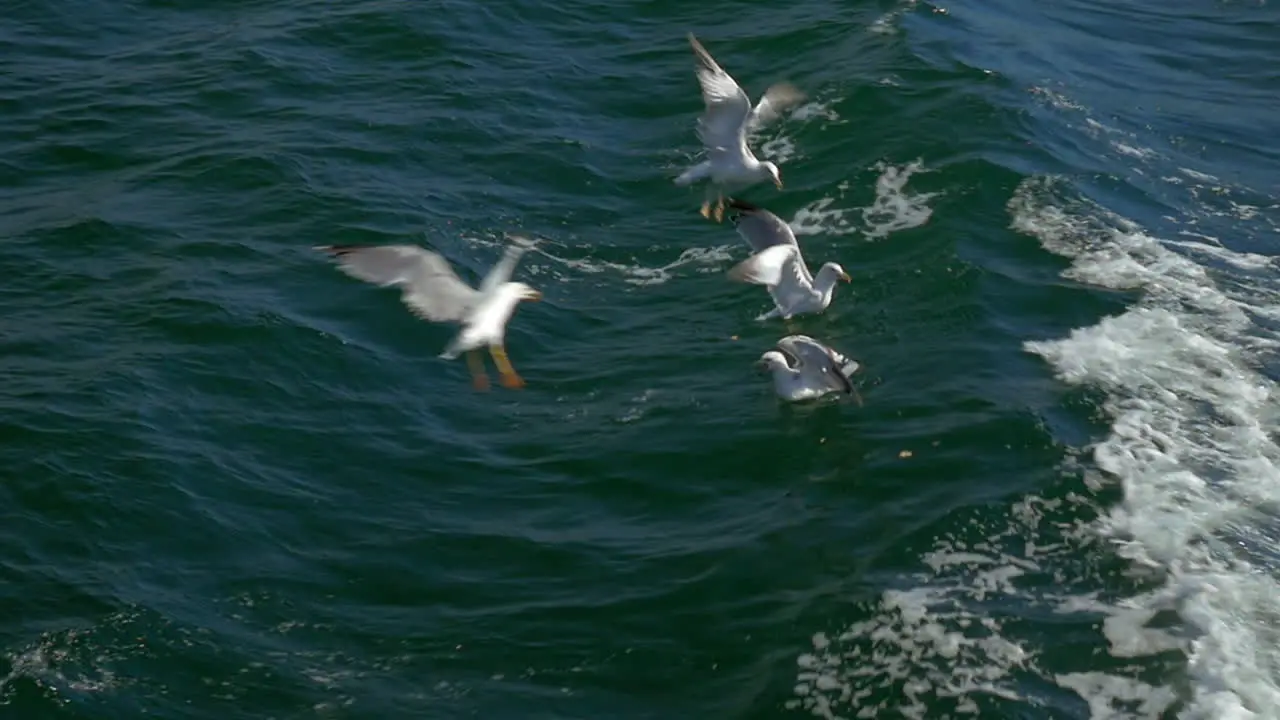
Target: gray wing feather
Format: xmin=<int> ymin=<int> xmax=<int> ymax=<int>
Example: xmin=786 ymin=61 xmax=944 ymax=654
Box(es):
xmin=727 ymin=244 xmax=800 ymax=287
xmin=687 ymin=33 xmax=753 ymax=160
xmin=726 ymin=199 xmax=798 ymax=252
xmin=747 ymin=82 xmax=806 ymax=132
xmin=317 ymin=244 xmax=480 ymax=323
xmin=478 ymin=234 xmax=536 ymax=296
xmin=777 ymin=335 xmax=859 ymax=394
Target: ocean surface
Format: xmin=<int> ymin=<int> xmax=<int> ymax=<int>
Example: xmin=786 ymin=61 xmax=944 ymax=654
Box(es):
xmin=3 ymin=0 xmax=1279 ymax=718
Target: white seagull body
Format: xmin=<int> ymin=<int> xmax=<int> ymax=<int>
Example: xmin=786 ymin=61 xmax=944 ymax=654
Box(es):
xmin=316 ymin=235 xmax=542 ymax=390
xmin=675 ymin=32 xmax=805 ymax=223
xmin=757 ymin=335 xmax=861 ymax=402
xmin=723 ymin=199 xmax=850 ymax=321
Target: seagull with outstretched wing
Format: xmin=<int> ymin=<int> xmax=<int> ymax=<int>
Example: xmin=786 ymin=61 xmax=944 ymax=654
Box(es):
xmin=723 ymin=199 xmax=849 ymax=321
xmin=756 ymin=334 xmax=861 ymax=402
xmin=316 ymin=234 xmax=543 ymax=390
xmin=675 ymin=33 xmax=806 ymax=222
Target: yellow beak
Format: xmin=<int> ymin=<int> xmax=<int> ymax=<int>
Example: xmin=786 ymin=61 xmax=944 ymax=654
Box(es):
xmin=839 ymin=271 xmax=851 ymax=283
xmin=773 ymin=177 xmax=784 ymax=190
xmin=527 ymin=290 xmax=543 ymax=301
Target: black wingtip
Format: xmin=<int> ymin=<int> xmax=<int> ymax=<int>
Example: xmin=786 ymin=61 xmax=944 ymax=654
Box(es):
xmin=315 ymin=244 xmax=364 ymax=257
xmin=724 ymin=197 xmax=760 ymax=226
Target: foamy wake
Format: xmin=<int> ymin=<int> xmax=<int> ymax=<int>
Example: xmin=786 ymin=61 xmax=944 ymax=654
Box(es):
xmin=1029 ymin=85 xmax=1162 ymax=170
xmin=758 ymin=97 xmax=843 ymax=167
xmin=457 ymin=158 xmax=933 ymax=289
xmin=1014 ymin=176 xmax=1280 ymax=718
xmin=788 ymin=475 xmax=1186 ymax=718
xmin=791 ymin=160 xmax=937 ymax=240
xmin=787 ymin=477 xmax=1165 ymax=719
xmin=532 ymin=244 xmax=735 ymax=287
xmin=0 ymin=611 xmax=135 ymax=703
xmin=790 ymin=176 xmax=1280 ymax=718
xmin=869 ymin=0 xmax=920 ymax=35
xmin=461 ymin=234 xmax=735 ymax=288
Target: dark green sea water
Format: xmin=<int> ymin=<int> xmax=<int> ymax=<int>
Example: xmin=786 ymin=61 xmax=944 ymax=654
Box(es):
xmin=4 ymin=1 xmax=1280 ymax=718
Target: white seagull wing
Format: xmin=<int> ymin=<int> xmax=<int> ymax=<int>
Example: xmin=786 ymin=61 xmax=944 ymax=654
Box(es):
xmin=726 ymin=243 xmax=804 ymax=288
xmin=726 ymin=198 xmax=799 ymax=253
xmin=317 ymin=244 xmax=480 ymax=323
xmin=777 ymin=335 xmax=858 ymax=394
xmin=477 ymin=233 xmax=537 ymax=296
xmin=747 ymin=82 xmax=806 ymax=133
xmin=687 ymin=33 xmax=754 ymax=163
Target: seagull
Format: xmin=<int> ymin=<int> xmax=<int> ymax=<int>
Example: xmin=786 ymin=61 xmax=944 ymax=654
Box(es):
xmin=723 ymin=198 xmax=850 ymax=321
xmin=675 ymin=32 xmax=806 ymax=223
xmin=315 ymin=235 xmax=543 ymax=391
xmin=756 ymin=335 xmax=861 ymax=402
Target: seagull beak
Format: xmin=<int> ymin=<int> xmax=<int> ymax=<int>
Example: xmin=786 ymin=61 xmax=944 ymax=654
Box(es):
xmin=773 ymin=176 xmax=784 ymax=190
xmin=839 ymin=270 xmax=851 ymax=283
xmin=527 ymin=290 xmax=543 ymax=301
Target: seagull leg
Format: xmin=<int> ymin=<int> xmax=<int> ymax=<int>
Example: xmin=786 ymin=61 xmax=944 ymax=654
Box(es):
xmin=713 ymin=191 xmax=726 ymax=223
xmin=466 ymin=349 xmax=490 ymax=391
xmin=489 ymin=344 xmax=525 ymax=389
xmin=699 ymin=186 xmax=713 ymax=219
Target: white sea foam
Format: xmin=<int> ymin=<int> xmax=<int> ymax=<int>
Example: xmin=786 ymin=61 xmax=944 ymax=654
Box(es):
xmin=1030 ymin=85 xmax=1086 ymax=112
xmin=756 ymin=97 xmax=841 ymax=167
xmin=790 ymin=99 xmax=843 ymax=125
xmin=788 ymin=491 xmax=1118 ymax=718
xmin=462 ymin=234 xmax=735 ymax=288
xmin=1014 ymin=175 xmax=1280 ymax=718
xmin=761 ymin=135 xmax=800 ymax=166
xmin=1030 ymin=87 xmax=1162 ymax=165
xmin=1056 ymin=673 xmax=1179 ymax=719
xmin=0 ymin=611 xmax=135 ymax=700
xmin=1180 ymin=168 xmax=1219 ymax=184
xmin=859 ymin=160 xmax=937 ymax=240
xmin=869 ymin=0 xmax=919 ymax=35
xmin=791 ymin=196 xmax=857 ymax=238
xmin=789 ymin=160 xmax=936 ymax=240
xmin=538 ymin=244 xmax=735 ymax=287
xmin=789 ymin=175 xmax=1280 ymax=718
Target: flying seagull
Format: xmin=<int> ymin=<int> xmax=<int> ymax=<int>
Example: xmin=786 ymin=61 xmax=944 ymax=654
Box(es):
xmin=674 ymin=32 xmax=805 ymax=223
xmin=756 ymin=334 xmax=861 ymax=402
xmin=315 ymin=235 xmax=543 ymax=391
xmin=723 ymin=198 xmax=849 ymax=321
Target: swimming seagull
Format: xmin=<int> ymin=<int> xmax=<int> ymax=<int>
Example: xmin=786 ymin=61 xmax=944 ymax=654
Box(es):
xmin=315 ymin=235 xmax=543 ymax=391
xmin=675 ymin=32 xmax=806 ymax=223
xmin=724 ymin=198 xmax=849 ymax=321
xmin=757 ymin=335 xmax=861 ymax=402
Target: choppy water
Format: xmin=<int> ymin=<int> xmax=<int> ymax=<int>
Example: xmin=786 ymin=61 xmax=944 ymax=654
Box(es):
xmin=3 ymin=1 xmax=1279 ymax=718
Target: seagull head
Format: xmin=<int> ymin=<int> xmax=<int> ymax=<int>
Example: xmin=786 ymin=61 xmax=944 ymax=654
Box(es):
xmin=755 ymin=350 xmax=790 ymax=373
xmin=762 ymin=161 xmax=783 ymax=190
xmin=819 ymin=262 xmax=851 ymax=284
